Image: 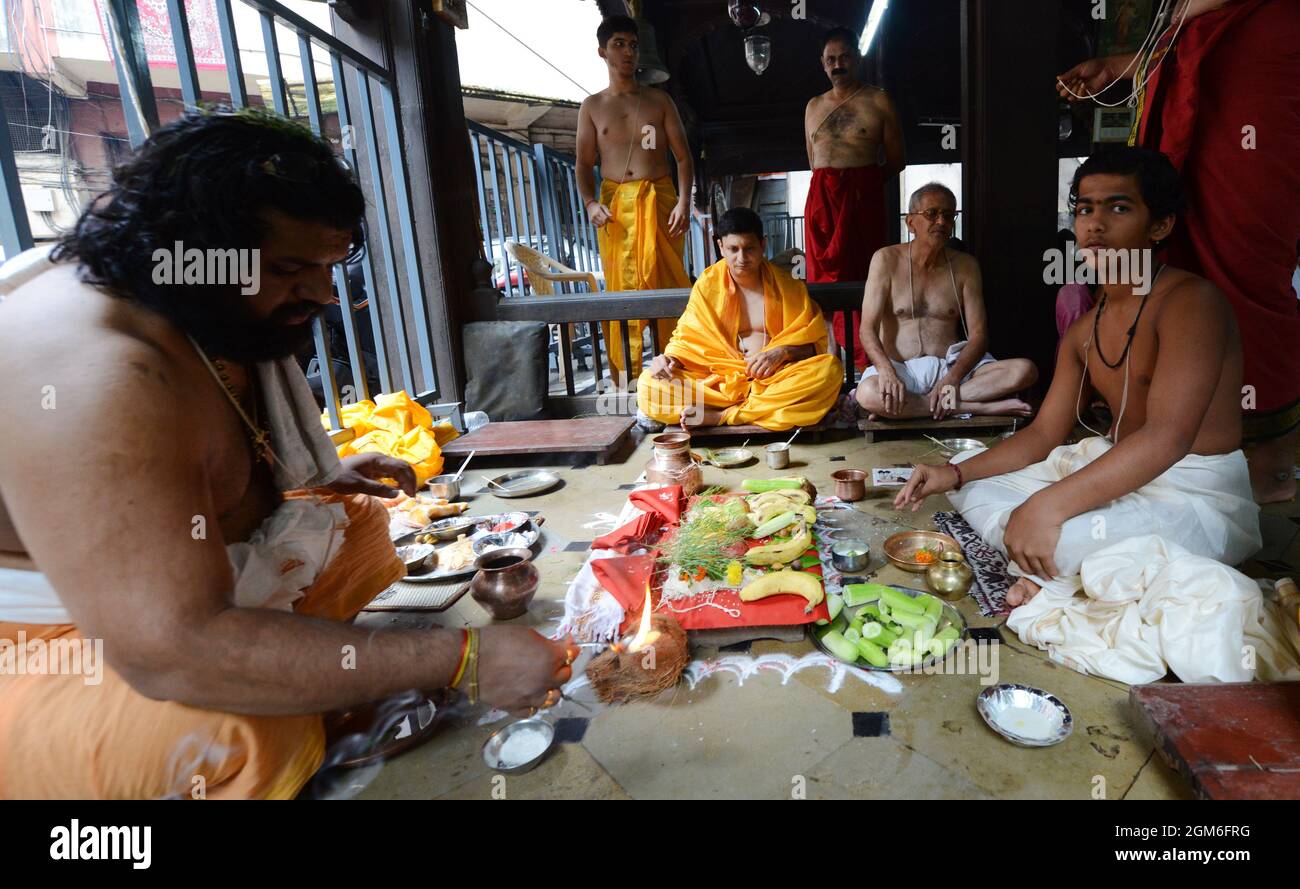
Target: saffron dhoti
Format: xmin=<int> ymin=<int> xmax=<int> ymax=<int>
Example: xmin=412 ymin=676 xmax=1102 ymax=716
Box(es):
xmin=597 ymin=176 xmax=689 ymax=383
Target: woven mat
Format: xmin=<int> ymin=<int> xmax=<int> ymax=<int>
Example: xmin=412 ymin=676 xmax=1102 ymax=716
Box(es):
xmin=932 ymin=510 xmax=1011 ymax=617
xmin=364 ymin=522 xmax=569 ymax=612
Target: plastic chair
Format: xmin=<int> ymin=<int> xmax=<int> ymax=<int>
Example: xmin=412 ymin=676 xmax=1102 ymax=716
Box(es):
xmin=504 ymin=241 xmax=597 ymax=385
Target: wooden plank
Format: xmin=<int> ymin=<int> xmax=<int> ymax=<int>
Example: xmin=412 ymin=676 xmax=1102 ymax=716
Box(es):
xmin=440 ymin=417 xmax=634 ymax=458
xmin=664 ymin=420 xmax=830 ymax=438
xmin=1130 ymin=682 xmax=1300 ymax=800
xmin=858 ymin=414 xmax=1019 ymax=443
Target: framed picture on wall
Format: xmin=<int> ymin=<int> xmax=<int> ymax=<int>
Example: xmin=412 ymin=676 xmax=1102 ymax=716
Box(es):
xmin=432 ymin=0 xmax=469 ymax=29
xmin=1098 ymin=0 xmax=1155 ymax=55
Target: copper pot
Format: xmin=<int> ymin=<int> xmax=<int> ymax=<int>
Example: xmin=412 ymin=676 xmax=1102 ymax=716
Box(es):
xmin=831 ymin=468 xmax=867 ymax=502
xmin=645 ymin=432 xmax=703 ymax=497
xmin=469 ymin=547 xmax=539 ymax=620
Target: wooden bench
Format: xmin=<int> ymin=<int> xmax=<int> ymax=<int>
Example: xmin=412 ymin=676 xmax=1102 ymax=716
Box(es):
xmin=856 ymin=414 xmax=1021 ymax=443
xmin=440 ymin=417 xmax=635 ymax=465
xmin=662 ymin=419 xmax=833 ymax=442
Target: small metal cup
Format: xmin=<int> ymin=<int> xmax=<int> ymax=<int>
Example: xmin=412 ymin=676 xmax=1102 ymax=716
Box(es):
xmin=831 ymin=540 xmax=870 ymax=573
xmin=426 ymin=474 xmax=461 ymax=500
xmin=766 ymin=443 xmax=790 ymax=470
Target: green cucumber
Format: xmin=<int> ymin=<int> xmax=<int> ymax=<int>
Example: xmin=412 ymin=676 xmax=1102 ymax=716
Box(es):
xmin=861 ymin=621 xmax=899 ymax=646
xmin=921 ymin=595 xmax=944 ymax=622
xmin=825 ymin=593 xmax=844 ymax=623
xmin=820 ymin=629 xmax=861 ymax=664
xmin=752 ymin=511 xmax=797 ymax=539
xmin=854 ymin=637 xmax=889 ymax=668
xmin=891 ymin=609 xmax=937 ymax=631
xmin=742 ymin=478 xmax=804 ymax=493
xmin=843 ymin=625 xmax=862 ymax=643
xmin=843 ymin=584 xmax=883 ymax=608
xmin=859 ymin=603 xmax=884 ymax=621
xmin=879 ymin=587 xmax=926 ymax=615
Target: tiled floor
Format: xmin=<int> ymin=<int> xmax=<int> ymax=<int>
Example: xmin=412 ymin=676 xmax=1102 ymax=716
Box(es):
xmin=339 ymin=427 xmax=1299 ymax=800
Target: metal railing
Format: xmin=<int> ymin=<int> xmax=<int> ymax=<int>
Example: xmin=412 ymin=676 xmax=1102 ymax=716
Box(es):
xmin=762 ymin=213 xmax=804 ymax=257
xmin=0 ymin=0 xmax=452 ymax=434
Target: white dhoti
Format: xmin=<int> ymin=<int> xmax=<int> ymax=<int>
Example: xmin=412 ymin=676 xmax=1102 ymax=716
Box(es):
xmin=858 ymin=340 xmax=995 ymax=395
xmin=947 ymin=437 xmax=1299 ymax=684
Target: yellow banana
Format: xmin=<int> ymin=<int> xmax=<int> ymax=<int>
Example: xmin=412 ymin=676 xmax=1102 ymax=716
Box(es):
xmin=746 ymin=522 xmax=811 ymax=566
xmin=739 ymin=569 xmax=825 ymax=613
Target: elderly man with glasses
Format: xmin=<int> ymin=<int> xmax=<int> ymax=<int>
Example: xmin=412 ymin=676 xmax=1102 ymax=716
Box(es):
xmin=853 ymin=183 xmax=1038 ymax=420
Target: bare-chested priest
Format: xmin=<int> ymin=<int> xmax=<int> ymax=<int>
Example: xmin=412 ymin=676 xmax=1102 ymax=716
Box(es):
xmin=0 ymin=110 xmax=574 ymax=798
xmin=804 ymin=26 xmax=905 ymax=370
xmin=577 ymin=14 xmax=693 ymax=386
xmin=855 ymin=183 xmax=1037 ymax=420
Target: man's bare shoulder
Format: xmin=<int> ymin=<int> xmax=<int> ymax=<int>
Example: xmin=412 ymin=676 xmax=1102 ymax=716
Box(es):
xmin=871 ymin=243 xmax=907 ymax=268
xmin=1153 ymin=266 xmax=1230 ymax=323
xmin=0 ymin=265 xmax=192 ymax=418
xmin=946 ymin=248 xmax=982 ymax=276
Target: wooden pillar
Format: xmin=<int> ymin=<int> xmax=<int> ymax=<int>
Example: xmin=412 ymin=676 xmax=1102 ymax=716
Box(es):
xmin=961 ymin=0 xmax=1061 ymax=390
xmin=332 ymin=1 xmax=479 ymax=403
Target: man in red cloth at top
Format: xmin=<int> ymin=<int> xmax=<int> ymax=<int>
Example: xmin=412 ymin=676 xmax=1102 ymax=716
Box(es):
xmin=1058 ymin=0 xmax=1300 ymax=502
xmin=803 ymin=26 xmax=905 ymax=371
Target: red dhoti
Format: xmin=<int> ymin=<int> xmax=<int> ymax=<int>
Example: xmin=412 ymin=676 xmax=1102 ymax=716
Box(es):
xmin=1137 ymin=0 xmax=1300 ymax=440
xmin=804 ymin=165 xmax=887 ymax=370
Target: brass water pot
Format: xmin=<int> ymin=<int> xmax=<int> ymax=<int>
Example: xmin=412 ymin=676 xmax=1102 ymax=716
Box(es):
xmin=926 ymin=550 xmax=973 ymax=600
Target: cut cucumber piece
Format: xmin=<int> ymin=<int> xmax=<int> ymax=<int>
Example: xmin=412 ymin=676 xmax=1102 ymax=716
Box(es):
xmin=879 ymin=587 xmax=926 ymax=615
xmin=843 ymin=626 xmax=862 ymax=643
xmin=854 ymin=637 xmax=889 ymax=668
xmin=859 ymin=603 xmax=883 ymax=622
xmin=820 ymin=629 xmax=861 ymax=664
xmin=921 ymin=595 xmax=943 ymax=622
xmin=843 ymin=584 xmax=883 ymax=608
xmin=825 ymin=593 xmax=844 ymax=623
xmin=861 ymin=621 xmax=898 ymax=646
xmin=742 ymin=478 xmax=805 ymax=493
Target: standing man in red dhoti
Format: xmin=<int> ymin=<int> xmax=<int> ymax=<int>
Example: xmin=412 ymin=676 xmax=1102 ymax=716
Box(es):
xmin=803 ymin=26 xmax=905 ymax=371
xmin=1059 ymin=0 xmax=1300 ymax=502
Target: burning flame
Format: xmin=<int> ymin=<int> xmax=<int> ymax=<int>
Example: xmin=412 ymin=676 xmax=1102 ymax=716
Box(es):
xmin=627 ymin=583 xmax=659 ymax=653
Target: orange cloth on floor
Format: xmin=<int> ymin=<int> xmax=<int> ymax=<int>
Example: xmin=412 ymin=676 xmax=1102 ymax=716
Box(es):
xmin=326 ymin=391 xmax=453 ymax=485
xmin=0 ymin=493 xmax=403 ymax=800
xmin=636 ymin=259 xmax=843 ymax=431
xmin=597 ymin=176 xmax=689 ymax=382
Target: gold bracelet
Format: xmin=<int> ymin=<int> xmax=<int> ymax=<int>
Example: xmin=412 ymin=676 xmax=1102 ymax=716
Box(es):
xmin=466 ymin=628 xmax=480 ymax=706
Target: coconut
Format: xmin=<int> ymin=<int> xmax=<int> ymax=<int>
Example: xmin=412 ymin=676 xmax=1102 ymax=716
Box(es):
xmin=587 ymin=612 xmax=690 ymax=704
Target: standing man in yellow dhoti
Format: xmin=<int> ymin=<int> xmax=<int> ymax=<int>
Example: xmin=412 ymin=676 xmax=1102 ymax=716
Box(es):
xmin=577 ymin=14 xmax=693 ymax=387
xmin=637 ymin=208 xmax=843 ymax=431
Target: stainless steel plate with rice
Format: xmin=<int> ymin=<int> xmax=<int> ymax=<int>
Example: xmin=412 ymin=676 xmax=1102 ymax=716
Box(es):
xmin=482 ymin=717 xmax=556 ymax=773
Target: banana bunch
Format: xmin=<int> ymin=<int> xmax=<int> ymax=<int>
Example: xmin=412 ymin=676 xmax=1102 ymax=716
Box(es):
xmin=745 ymin=519 xmax=811 ymax=566
xmin=746 ymin=489 xmax=815 ymax=527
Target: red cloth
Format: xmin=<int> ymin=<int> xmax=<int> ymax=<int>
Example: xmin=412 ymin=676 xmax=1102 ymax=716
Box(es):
xmin=591 ymin=486 xmax=683 ymax=554
xmin=1137 ymin=0 xmax=1300 ymax=430
xmin=804 ymin=165 xmax=887 ymax=370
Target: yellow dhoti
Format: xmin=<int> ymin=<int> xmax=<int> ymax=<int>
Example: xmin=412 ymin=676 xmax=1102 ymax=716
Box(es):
xmin=0 ymin=493 xmax=403 ymax=800
xmin=597 ymin=176 xmax=689 ymax=383
xmin=636 ymin=259 xmax=843 ymax=431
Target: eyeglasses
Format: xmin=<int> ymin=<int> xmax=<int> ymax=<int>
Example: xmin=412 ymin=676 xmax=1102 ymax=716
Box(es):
xmin=902 ymin=209 xmax=961 ymax=223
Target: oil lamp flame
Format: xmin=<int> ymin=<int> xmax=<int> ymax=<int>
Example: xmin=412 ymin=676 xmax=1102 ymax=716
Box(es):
xmin=628 ymin=583 xmax=657 ymax=653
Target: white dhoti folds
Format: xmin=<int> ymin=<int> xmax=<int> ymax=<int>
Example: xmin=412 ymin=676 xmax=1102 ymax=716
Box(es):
xmin=946 ymin=437 xmax=1300 ymax=684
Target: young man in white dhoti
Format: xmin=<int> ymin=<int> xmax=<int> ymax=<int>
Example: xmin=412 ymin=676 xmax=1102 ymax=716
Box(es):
xmin=895 ymin=147 xmax=1261 ymax=611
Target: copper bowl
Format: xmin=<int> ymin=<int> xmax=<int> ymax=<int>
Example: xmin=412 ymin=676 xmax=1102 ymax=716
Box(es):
xmin=831 ymin=468 xmax=867 ymax=502
xmin=469 ymin=547 xmax=539 ymax=620
xmin=883 ymin=530 xmax=961 ymax=573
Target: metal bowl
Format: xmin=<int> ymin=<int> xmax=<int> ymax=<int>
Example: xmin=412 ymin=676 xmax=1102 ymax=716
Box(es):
xmin=977 ymin=684 xmax=1073 ymax=747
xmin=472 ymin=528 xmax=539 ymax=557
xmin=425 ymin=474 xmax=462 ymax=500
xmin=394 ymin=542 xmax=435 ymax=573
xmin=482 ymin=717 xmax=556 ymax=774
xmin=814 ymin=510 xmax=856 ymax=529
xmin=883 ymin=530 xmax=961 ymax=573
xmin=830 ymin=539 xmax=870 ymax=573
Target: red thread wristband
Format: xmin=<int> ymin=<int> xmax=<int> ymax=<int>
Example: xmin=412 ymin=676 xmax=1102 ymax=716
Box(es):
xmin=949 ymin=462 xmax=963 ymax=491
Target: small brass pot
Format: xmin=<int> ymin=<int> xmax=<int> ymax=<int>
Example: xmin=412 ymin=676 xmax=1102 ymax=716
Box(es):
xmin=469 ymin=548 xmax=539 ymax=620
xmin=926 ymin=550 xmax=973 ymax=600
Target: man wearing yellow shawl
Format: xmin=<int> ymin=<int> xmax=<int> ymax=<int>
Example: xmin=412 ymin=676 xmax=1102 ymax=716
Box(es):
xmin=578 ymin=15 xmax=693 ymax=385
xmin=637 ymin=208 xmax=843 ymax=431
